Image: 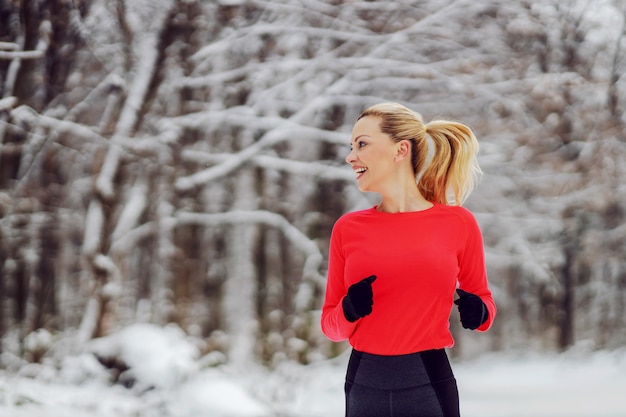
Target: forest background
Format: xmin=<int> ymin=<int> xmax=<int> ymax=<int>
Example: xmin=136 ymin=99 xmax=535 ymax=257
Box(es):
xmin=1 ymin=0 xmax=626 ymax=375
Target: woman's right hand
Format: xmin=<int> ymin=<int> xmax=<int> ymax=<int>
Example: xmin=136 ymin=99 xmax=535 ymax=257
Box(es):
xmin=342 ymin=275 xmax=377 ymax=322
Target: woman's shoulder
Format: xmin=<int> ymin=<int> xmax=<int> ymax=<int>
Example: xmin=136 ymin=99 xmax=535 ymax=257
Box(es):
xmin=333 ymin=206 xmax=377 ymax=228
xmin=435 ymin=203 xmax=478 ymax=223
xmin=437 ymin=203 xmax=474 ymax=214
xmin=336 ymin=206 xmax=377 ymax=221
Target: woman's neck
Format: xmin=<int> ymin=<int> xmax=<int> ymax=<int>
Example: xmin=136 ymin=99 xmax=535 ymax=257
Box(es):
xmin=377 ymin=187 xmax=432 ymax=213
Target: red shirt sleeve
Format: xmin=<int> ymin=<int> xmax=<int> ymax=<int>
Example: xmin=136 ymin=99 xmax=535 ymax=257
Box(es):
xmin=456 ymin=208 xmax=496 ymax=331
xmin=320 ymin=218 xmax=358 ymax=341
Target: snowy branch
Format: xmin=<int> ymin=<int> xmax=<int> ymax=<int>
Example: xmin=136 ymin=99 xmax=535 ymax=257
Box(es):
xmin=175 ymin=210 xmax=325 ymax=284
xmin=109 ymin=222 xmax=156 ymax=256
xmin=191 ymin=24 xmax=382 ymax=71
xmin=0 ymin=41 xmax=19 ymax=50
xmin=66 ymin=73 xmax=125 ymax=122
xmin=111 ymin=181 xmax=148 ymax=243
xmin=160 ymin=108 xmax=346 ymax=145
xmin=173 ymin=121 xmax=346 ymax=191
xmin=181 ymin=149 xmax=353 ymax=182
xmin=82 ymin=199 xmax=105 ymax=257
xmin=0 ymin=50 xmax=45 ymax=60
xmin=174 ymin=132 xmax=281 ymax=191
xmin=0 ymin=96 xmax=17 ymax=112
xmin=10 ymin=105 xmax=109 ymax=145
xmin=88 ymin=0 xmax=176 ymax=203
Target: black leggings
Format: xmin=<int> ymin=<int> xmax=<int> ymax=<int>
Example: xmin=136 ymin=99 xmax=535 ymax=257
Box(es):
xmin=344 ymin=349 xmax=460 ymax=417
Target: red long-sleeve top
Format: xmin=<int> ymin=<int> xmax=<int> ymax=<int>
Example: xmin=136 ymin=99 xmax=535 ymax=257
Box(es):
xmin=321 ymin=203 xmax=496 ymax=355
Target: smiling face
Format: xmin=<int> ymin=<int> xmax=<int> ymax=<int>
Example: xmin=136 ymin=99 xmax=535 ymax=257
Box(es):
xmin=345 ymin=116 xmax=401 ymax=193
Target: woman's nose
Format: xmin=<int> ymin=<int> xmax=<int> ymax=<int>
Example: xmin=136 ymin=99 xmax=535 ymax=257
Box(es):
xmin=345 ymin=149 xmax=356 ymax=164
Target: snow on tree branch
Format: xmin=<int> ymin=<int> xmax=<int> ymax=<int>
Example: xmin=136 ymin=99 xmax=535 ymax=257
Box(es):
xmin=0 ymin=50 xmax=45 ymax=60
xmin=11 ymin=105 xmax=109 ymax=145
xmin=66 ymin=73 xmax=125 ymax=122
xmin=160 ymin=108 xmax=346 ymax=145
xmin=191 ymin=24 xmax=380 ymax=70
xmin=95 ymin=21 xmax=174 ymax=200
xmin=0 ymin=97 xmax=17 ymax=112
xmin=79 ymin=0 xmax=176 ymax=204
xmin=170 ymin=108 xmax=347 ymax=191
xmin=181 ymin=149 xmax=353 ymax=182
xmin=174 ymin=131 xmax=284 ymax=191
xmin=111 ymin=181 xmax=148 ymax=243
xmin=0 ymin=17 xmax=50 ymax=60
xmin=175 ymin=209 xmax=324 ymax=285
xmin=109 ymin=222 xmax=156 ymax=256
xmin=82 ymin=199 xmax=105 ymax=257
xmin=0 ymin=41 xmax=19 ymax=50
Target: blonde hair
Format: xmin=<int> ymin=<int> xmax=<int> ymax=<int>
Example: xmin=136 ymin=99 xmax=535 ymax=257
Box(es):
xmin=357 ymin=102 xmax=481 ymax=205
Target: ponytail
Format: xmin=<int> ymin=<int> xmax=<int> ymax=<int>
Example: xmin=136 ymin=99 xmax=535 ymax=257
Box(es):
xmin=420 ymin=120 xmax=481 ymax=205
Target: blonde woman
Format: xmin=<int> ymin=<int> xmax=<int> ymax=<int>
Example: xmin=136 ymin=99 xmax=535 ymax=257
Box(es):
xmin=321 ymin=102 xmax=496 ymax=417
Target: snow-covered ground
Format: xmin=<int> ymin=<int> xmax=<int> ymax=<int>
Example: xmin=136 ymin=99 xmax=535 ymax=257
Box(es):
xmin=1 ymin=324 xmax=625 ymax=417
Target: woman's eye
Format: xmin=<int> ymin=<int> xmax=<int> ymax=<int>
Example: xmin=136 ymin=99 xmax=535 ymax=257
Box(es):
xmin=349 ymin=141 xmax=366 ymax=151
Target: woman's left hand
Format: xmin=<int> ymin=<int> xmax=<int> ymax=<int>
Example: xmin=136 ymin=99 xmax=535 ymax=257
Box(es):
xmin=454 ymin=289 xmax=488 ymax=330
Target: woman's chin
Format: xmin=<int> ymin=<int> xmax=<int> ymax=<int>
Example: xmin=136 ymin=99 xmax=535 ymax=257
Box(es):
xmin=356 ymin=183 xmax=372 ymax=192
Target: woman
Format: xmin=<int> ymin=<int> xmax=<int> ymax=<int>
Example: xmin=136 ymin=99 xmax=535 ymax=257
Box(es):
xmin=321 ymin=102 xmax=496 ymax=417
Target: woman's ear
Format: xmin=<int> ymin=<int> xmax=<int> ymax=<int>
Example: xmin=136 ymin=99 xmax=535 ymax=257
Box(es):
xmin=394 ymin=140 xmax=410 ymax=162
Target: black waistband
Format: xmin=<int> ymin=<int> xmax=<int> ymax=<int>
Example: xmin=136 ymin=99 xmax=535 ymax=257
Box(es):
xmin=346 ymin=349 xmax=454 ymax=390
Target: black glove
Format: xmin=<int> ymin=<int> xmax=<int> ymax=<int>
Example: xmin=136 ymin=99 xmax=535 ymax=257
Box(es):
xmin=454 ymin=289 xmax=488 ymax=330
xmin=342 ymin=275 xmax=377 ymax=322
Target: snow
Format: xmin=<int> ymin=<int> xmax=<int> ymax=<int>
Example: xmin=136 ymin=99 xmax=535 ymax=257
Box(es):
xmin=81 ymin=199 xmax=104 ymax=256
xmin=457 ymin=350 xmax=626 ymax=417
xmin=111 ymin=181 xmax=148 ymax=243
xmin=86 ymin=324 xmax=199 ymax=390
xmin=1 ymin=325 xmax=625 ymax=417
xmin=170 ymin=370 xmax=268 ymax=417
